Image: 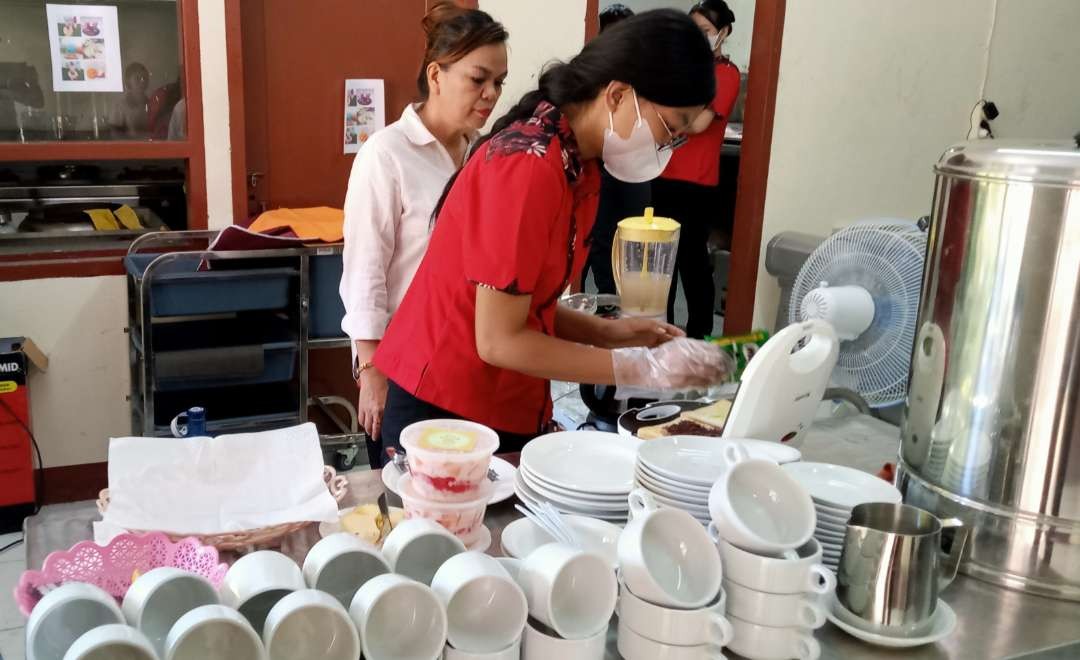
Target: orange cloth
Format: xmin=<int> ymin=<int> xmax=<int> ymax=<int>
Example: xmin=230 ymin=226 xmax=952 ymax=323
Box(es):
xmin=248 ymin=206 xmax=345 ymax=242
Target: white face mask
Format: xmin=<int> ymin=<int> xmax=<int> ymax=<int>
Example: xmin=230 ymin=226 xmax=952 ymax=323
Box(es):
xmin=708 ymin=32 xmax=723 ymax=51
xmin=602 ymin=90 xmax=671 ymax=184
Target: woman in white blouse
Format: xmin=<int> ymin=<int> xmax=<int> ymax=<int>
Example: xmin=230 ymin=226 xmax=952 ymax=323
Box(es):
xmin=340 ymin=2 xmax=508 ymax=463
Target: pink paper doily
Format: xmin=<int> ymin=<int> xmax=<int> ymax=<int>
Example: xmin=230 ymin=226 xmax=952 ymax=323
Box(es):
xmin=13 ymin=531 xmax=228 ymax=617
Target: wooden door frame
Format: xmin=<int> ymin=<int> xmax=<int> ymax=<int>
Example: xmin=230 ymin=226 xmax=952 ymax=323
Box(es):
xmin=725 ymin=1 xmax=786 ymax=333
xmin=224 ymin=1 xmax=786 ymax=334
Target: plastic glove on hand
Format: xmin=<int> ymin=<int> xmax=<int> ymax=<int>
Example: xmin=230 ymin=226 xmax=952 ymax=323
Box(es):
xmin=612 ymin=337 xmax=734 ymax=390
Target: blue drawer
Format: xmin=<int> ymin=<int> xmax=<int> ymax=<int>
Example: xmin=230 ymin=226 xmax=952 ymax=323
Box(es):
xmin=126 ymin=255 xmax=296 ymax=317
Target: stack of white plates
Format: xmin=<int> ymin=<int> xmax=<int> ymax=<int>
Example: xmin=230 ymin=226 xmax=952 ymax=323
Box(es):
xmin=635 ymin=436 xmax=802 ymax=526
xmin=515 ymin=431 xmax=641 ymax=522
xmin=781 ymin=462 xmax=903 ymax=571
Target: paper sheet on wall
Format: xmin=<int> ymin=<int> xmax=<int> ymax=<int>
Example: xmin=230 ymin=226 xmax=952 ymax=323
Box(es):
xmin=101 ymin=423 xmax=339 ymax=535
xmin=46 ymin=4 xmax=124 ymax=92
xmin=344 ymin=78 xmax=385 ymax=154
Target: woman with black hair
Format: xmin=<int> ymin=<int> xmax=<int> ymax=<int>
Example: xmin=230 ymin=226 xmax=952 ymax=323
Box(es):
xmin=373 ymin=10 xmax=733 ymax=456
xmin=580 ymin=1 xmax=650 ymax=296
xmin=653 ymin=0 xmax=741 ymax=339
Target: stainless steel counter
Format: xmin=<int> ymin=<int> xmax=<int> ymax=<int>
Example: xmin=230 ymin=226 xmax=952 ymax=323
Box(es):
xmin=23 ymin=411 xmax=1080 ymax=659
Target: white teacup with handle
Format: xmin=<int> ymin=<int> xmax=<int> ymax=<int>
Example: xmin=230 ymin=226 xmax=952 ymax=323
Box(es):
xmin=518 ymin=543 xmax=616 ymax=640
xmin=618 ymin=488 xmax=723 ymax=609
xmin=617 ymin=582 xmax=733 ymax=647
xmin=714 ymin=536 xmax=836 ymax=596
xmin=707 ymin=443 xmax=816 ymax=555
xmin=722 ymin=578 xmax=827 ymax=629
xmin=727 ymin=615 xmax=821 ymax=660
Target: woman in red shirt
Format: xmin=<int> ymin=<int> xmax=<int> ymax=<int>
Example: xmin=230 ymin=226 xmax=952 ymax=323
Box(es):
xmin=652 ymin=0 xmax=741 ymax=338
xmin=373 ymin=10 xmax=733 ymax=457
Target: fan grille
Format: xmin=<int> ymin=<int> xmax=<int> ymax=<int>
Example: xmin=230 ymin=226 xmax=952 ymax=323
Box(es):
xmin=789 ymin=220 xmax=927 ymax=407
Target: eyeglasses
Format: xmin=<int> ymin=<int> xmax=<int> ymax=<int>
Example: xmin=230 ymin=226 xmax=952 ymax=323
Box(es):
xmin=655 ymin=110 xmax=688 ymax=153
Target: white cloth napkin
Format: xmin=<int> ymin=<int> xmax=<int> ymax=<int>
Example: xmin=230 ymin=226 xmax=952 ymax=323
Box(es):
xmin=102 ymin=423 xmax=339 ymax=535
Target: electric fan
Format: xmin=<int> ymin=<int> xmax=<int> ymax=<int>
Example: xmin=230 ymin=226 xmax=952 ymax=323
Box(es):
xmin=788 ymin=219 xmax=928 ymax=408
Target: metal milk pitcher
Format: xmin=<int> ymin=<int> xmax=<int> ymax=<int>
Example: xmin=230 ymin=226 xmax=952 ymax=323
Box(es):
xmin=836 ymin=503 xmax=967 ymax=636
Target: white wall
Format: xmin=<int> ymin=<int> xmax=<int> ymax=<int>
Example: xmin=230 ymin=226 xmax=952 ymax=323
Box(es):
xmin=197 ymin=0 xmax=234 ymax=230
xmin=479 ymin=0 xmax=587 ymax=125
xmin=0 ymin=277 xmax=130 ymax=468
xmin=982 ymin=0 xmax=1080 ymax=139
xmin=749 ymin=0 xmax=1080 ymax=329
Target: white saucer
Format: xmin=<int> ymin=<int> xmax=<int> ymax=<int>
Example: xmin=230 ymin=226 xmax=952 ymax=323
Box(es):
xmin=520 ymin=431 xmax=641 ymax=495
xmin=638 ymin=436 xmax=802 ymax=487
xmin=501 ymin=515 xmax=621 ymax=569
xmin=827 ymin=594 xmax=957 ymax=648
xmin=784 ymin=462 xmax=902 ymax=510
xmin=382 ymin=455 xmax=517 ymax=505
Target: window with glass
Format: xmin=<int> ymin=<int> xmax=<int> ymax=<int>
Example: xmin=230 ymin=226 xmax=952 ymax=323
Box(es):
xmin=1 ymin=0 xmax=185 ymax=142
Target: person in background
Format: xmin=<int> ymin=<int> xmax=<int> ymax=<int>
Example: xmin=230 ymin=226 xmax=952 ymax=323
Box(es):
xmin=374 ymin=10 xmax=733 ymax=457
xmin=0 ymin=63 xmax=44 ymax=140
xmin=108 ymin=62 xmax=151 ymax=138
xmin=651 ymin=0 xmax=740 ymax=338
xmin=339 ymin=1 xmax=508 ymax=467
xmin=578 ymin=2 xmax=651 ymax=296
xmin=148 ymin=72 xmax=183 ymax=139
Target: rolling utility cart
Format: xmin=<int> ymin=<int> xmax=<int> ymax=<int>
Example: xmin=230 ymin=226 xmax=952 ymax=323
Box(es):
xmin=124 ymin=230 xmax=365 ymax=470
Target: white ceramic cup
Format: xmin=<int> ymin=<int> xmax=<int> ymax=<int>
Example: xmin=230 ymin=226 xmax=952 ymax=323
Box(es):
xmin=431 ymin=551 xmax=528 ymax=653
xmin=618 ymin=489 xmax=723 ymax=609
xmin=381 ymin=518 xmax=467 ymax=585
xmin=302 ymin=532 xmax=390 ymax=608
xmin=349 ymin=573 xmax=448 ymax=660
xmin=262 ymin=589 xmax=359 ymax=660
xmin=444 ymin=638 xmax=521 ymax=660
xmin=726 ymin=615 xmax=821 ymax=660
xmin=521 ymin=619 xmax=605 ymax=660
xmin=707 ymin=444 xmax=816 ymax=554
xmin=617 ymin=583 xmax=732 ymax=647
xmin=62 ymin=624 xmax=157 ymax=660
xmin=122 ymin=567 xmax=219 ymax=656
xmin=219 ymin=551 xmax=305 ymax=634
xmin=518 ymin=543 xmax=617 ymax=640
xmin=616 ymin=619 xmax=725 ymax=660
xmin=164 ymin=605 xmax=265 ymax=660
xmin=26 ymin=582 xmax=125 ymax=660
xmin=722 ymin=578 xmax=826 ymax=629
xmin=714 ymin=536 xmax=836 ymax=596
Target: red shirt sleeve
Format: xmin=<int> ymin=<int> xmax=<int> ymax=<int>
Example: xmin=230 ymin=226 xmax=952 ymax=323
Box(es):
xmin=712 ymin=62 xmax=741 ymax=120
xmin=460 ymin=152 xmax=565 ymax=295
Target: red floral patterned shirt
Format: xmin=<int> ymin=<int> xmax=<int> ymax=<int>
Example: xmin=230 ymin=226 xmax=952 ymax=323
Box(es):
xmin=374 ymin=103 xmax=601 ymax=434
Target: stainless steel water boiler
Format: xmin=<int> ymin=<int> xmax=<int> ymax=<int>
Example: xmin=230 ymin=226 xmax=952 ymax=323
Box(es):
xmin=900 ymin=139 xmax=1080 ymax=600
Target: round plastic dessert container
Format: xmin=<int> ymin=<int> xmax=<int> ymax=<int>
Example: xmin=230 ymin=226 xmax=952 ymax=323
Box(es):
xmin=399 ymin=474 xmax=492 ymax=541
xmin=400 ymin=419 xmax=499 ymax=502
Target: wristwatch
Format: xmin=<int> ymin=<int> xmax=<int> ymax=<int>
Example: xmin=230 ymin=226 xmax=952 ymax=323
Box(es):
xmin=352 ymin=357 xmax=374 ymax=383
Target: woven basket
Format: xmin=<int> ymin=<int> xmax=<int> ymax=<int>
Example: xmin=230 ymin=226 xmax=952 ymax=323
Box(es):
xmin=97 ymin=466 xmax=349 ymax=551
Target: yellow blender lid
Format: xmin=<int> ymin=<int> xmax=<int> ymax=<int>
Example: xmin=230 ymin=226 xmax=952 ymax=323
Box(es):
xmin=617 ymin=207 xmax=681 ymax=242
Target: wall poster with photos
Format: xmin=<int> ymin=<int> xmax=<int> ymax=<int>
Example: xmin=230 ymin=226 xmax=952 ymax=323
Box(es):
xmin=45 ymin=3 xmax=123 ymax=92
xmin=344 ymin=78 xmax=385 ymax=154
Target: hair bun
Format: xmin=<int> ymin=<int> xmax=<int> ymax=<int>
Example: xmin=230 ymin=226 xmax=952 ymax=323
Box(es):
xmin=422 ymin=1 xmax=469 ymax=38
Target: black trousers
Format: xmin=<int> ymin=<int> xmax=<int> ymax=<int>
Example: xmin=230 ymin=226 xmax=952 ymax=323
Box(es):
xmin=582 ymin=167 xmax=652 ymax=294
xmin=376 ymin=380 xmax=535 ymax=468
xmin=651 ymin=178 xmax=717 ymax=339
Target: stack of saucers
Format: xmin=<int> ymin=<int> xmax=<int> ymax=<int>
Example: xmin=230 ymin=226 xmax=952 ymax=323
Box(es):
xmin=781 ymin=462 xmax=903 ymax=571
xmin=634 ymin=436 xmax=802 ymax=525
xmin=514 ymin=431 xmax=640 ymax=522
